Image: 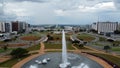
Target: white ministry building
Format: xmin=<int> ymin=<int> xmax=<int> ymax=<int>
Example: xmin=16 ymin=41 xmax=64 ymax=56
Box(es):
xmin=0 ymin=22 xmax=5 ymax=32
xmin=97 ymin=22 xmax=118 ymax=34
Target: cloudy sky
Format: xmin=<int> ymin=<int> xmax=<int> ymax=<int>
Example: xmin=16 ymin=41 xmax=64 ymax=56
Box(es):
xmin=0 ymin=0 xmax=120 ymax=25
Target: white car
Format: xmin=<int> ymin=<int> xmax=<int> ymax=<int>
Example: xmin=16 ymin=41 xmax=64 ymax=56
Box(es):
xmin=35 ymin=60 xmax=42 ymax=64
xmin=42 ymin=59 xmax=47 ymax=64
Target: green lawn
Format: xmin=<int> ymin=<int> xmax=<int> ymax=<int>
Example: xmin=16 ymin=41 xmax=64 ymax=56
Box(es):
xmin=26 ymin=44 xmax=40 ymax=51
xmin=45 ymin=41 xmax=74 ymax=50
xmin=45 ymin=43 xmax=62 ymax=49
xmin=67 ymin=42 xmax=75 ymax=50
xmin=77 ymin=33 xmax=95 ymax=42
xmin=113 ymin=41 xmax=120 ymax=44
xmin=93 ymin=42 xmax=104 ymax=46
xmin=22 ymin=32 xmax=41 ymax=37
xmin=88 ymin=53 xmax=120 ymax=67
xmin=111 ymin=47 xmax=120 ymax=51
xmin=50 ymin=34 xmax=70 ymax=40
xmin=74 ymin=45 xmax=92 ymax=50
xmin=0 ymin=48 xmax=13 ymax=53
xmin=0 ymin=55 xmax=29 ymax=67
xmin=99 ymin=37 xmax=107 ymax=41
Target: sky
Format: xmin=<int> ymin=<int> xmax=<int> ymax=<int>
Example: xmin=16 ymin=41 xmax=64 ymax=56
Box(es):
xmin=0 ymin=0 xmax=120 ymax=25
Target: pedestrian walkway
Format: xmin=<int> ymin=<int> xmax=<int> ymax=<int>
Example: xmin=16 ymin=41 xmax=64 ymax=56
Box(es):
xmin=12 ymin=42 xmax=45 ymax=68
xmin=0 ymin=56 xmax=11 ymax=63
xmin=39 ymin=42 xmax=45 ymax=54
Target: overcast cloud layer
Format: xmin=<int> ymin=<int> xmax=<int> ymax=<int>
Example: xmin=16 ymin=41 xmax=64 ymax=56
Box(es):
xmin=0 ymin=0 xmax=120 ymax=24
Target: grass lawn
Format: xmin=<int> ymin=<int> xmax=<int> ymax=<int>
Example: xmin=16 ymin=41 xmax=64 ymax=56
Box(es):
xmin=22 ymin=32 xmax=41 ymax=37
xmin=0 ymin=55 xmax=29 ymax=67
xmin=50 ymin=34 xmax=70 ymax=41
xmin=74 ymin=45 xmax=92 ymax=50
xmin=26 ymin=44 xmax=40 ymax=51
xmin=111 ymin=47 xmax=120 ymax=51
xmin=67 ymin=42 xmax=75 ymax=50
xmin=44 ymin=41 xmax=74 ymax=50
xmin=88 ymin=53 xmax=120 ymax=67
xmin=99 ymin=37 xmax=107 ymax=41
xmin=0 ymin=48 xmax=13 ymax=53
xmin=93 ymin=42 xmax=104 ymax=46
xmin=44 ymin=43 xmax=62 ymax=49
xmin=113 ymin=41 xmax=120 ymax=44
xmin=77 ymin=33 xmax=95 ymax=42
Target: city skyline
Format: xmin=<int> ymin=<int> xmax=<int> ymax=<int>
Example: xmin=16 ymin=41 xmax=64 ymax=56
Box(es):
xmin=0 ymin=0 xmax=120 ymax=25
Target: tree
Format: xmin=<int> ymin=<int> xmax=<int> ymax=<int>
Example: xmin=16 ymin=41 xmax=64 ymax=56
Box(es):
xmin=10 ymin=48 xmax=28 ymax=58
xmin=47 ymin=34 xmax=54 ymax=41
xmin=114 ymin=30 xmax=120 ymax=34
xmin=103 ymin=45 xmax=111 ymax=52
xmin=72 ymin=40 xmax=79 ymax=44
xmin=78 ymin=44 xmax=84 ymax=47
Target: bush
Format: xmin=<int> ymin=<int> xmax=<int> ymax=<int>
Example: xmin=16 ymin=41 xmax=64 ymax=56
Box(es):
xmin=114 ymin=30 xmax=120 ymax=34
xmin=103 ymin=45 xmax=111 ymax=52
xmin=10 ymin=48 xmax=28 ymax=58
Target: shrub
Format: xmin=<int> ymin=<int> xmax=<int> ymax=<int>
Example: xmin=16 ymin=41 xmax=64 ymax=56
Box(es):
xmin=10 ymin=48 xmax=28 ymax=58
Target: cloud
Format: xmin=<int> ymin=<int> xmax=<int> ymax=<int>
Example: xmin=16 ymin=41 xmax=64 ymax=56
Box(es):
xmin=1 ymin=0 xmax=120 ymax=24
xmin=113 ymin=0 xmax=120 ymax=9
xmin=54 ymin=2 xmax=116 ymax=13
xmin=0 ymin=2 xmax=3 ymax=15
xmin=52 ymin=0 xmax=114 ymax=12
xmin=54 ymin=10 xmax=70 ymax=16
xmin=5 ymin=0 xmax=50 ymax=3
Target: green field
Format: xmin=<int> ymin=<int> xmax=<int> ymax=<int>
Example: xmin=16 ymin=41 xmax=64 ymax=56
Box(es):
xmin=44 ymin=42 xmax=62 ymax=49
xmin=0 ymin=48 xmax=13 ymax=53
xmin=26 ymin=44 xmax=40 ymax=51
xmin=99 ymin=37 xmax=107 ymax=41
xmin=77 ymin=33 xmax=95 ymax=42
xmin=74 ymin=45 xmax=92 ymax=50
xmin=44 ymin=41 xmax=74 ymax=50
xmin=111 ymin=47 xmax=120 ymax=51
xmin=113 ymin=41 xmax=120 ymax=44
xmin=93 ymin=42 xmax=103 ymax=46
xmin=50 ymin=34 xmax=70 ymax=40
xmin=22 ymin=32 xmax=41 ymax=37
xmin=67 ymin=42 xmax=75 ymax=50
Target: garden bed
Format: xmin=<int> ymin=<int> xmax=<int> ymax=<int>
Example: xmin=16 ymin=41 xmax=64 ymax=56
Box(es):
xmin=20 ymin=36 xmax=40 ymax=41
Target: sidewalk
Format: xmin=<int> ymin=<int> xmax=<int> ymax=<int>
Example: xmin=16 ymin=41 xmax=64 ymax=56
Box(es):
xmin=0 ymin=56 xmax=11 ymax=63
xmin=12 ymin=42 xmax=45 ymax=68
